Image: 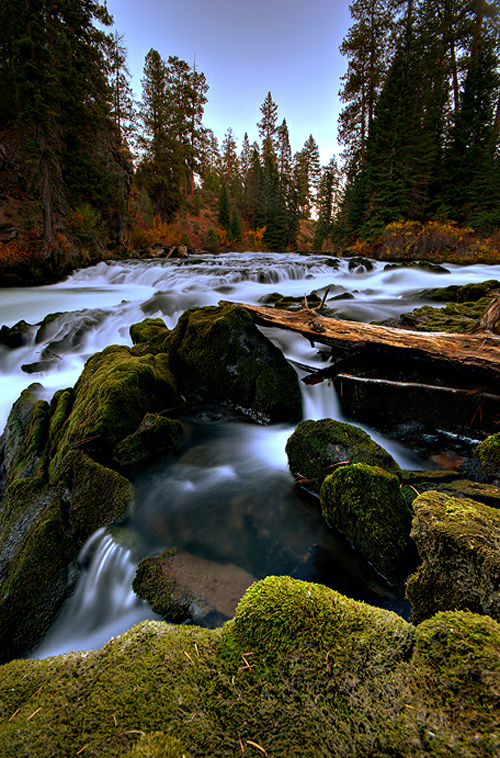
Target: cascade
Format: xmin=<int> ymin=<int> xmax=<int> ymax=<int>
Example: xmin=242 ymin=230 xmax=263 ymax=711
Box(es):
xmin=0 ymin=251 xmax=495 ymax=657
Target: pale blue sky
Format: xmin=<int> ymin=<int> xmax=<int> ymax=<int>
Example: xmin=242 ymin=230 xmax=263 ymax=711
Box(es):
xmin=104 ymin=0 xmax=352 ymax=164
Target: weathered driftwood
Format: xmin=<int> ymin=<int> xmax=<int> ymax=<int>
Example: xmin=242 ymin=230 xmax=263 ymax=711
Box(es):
xmin=220 ymin=300 xmax=500 ymax=389
xmin=470 ymin=293 xmax=500 ymax=334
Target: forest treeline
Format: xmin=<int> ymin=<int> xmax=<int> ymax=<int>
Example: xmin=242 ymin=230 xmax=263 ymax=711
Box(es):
xmin=0 ymin=0 xmax=499 ymax=261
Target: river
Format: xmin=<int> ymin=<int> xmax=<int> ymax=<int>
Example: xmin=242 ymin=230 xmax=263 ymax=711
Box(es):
xmin=0 ymin=252 xmax=496 ymax=658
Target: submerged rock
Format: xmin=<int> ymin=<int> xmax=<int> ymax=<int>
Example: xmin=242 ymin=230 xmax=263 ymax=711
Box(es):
xmin=348 ymin=255 xmax=374 ymax=272
xmin=133 ymin=548 xmax=255 ymax=626
xmin=285 ymin=418 xmax=401 ymax=488
xmin=320 ymin=463 xmax=414 ymax=582
xmin=406 ymin=491 xmax=500 ymax=624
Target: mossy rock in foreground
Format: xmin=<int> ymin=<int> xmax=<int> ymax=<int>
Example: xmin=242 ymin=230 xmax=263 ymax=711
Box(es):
xmin=406 ymin=491 xmax=500 ymax=624
xmin=1 ymin=577 xmax=500 ymax=757
xmin=164 ymin=303 xmax=302 ymax=423
xmin=320 ymin=463 xmax=413 ymax=582
xmin=285 ymin=418 xmax=401 ymax=486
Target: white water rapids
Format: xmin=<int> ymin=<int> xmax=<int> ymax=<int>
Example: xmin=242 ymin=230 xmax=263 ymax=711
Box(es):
xmin=0 ymin=252 xmax=496 ymax=658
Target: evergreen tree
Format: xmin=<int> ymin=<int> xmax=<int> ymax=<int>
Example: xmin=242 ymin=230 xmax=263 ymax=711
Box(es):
xmin=229 ymin=205 xmax=243 ymax=243
xmin=258 ymin=91 xmax=279 ymax=159
xmin=0 ymin=0 xmax=126 ymax=243
xmin=338 ymin=0 xmax=395 ymax=175
xmin=107 ymin=30 xmax=137 ymax=151
xmin=314 ymin=157 xmax=341 ymax=249
xmin=218 ymin=182 xmax=231 ymax=234
xmin=137 ymin=48 xmax=181 ymax=220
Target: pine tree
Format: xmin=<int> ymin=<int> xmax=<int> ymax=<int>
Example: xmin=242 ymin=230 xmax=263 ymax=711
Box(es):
xmin=258 ymin=91 xmax=279 ymax=159
xmin=218 ymin=182 xmax=231 ymax=234
xmin=0 ymin=0 xmax=123 ymax=242
xmin=338 ymin=0 xmax=395 ymax=176
xmin=107 ymin=30 xmax=137 ymax=151
xmin=229 ymin=205 xmax=243 ymax=243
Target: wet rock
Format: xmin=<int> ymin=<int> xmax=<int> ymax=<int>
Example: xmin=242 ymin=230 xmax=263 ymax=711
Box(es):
xmin=406 ymin=491 xmax=500 ymax=624
xmin=162 ymin=303 xmax=302 ymax=423
xmin=65 ymin=450 xmax=132 ymax=543
xmin=473 ymin=433 xmax=500 ymax=483
xmin=0 ymin=478 xmax=77 ymax=663
xmin=320 ymin=463 xmax=414 ymax=582
xmin=114 ymin=413 xmax=183 ymax=466
xmin=384 ymin=261 xmax=450 ymax=274
xmin=348 ymin=256 xmax=374 ymax=272
xmin=49 ymin=344 xmax=180 ymax=476
xmin=402 ymin=474 xmax=500 ymax=509
xmin=21 ymin=357 xmax=60 ymax=374
xmin=133 ymin=548 xmax=255 ymax=626
xmin=418 ymin=278 xmax=500 ymax=303
xmin=285 ymin=418 xmax=401 ymax=491
xmin=0 ymin=384 xmax=49 ymax=493
xmin=0 ymin=319 xmax=32 ymax=348
xmin=129 ymin=317 xmax=169 ymax=346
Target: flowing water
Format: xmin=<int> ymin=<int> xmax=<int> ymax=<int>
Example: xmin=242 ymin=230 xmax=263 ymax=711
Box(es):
xmin=0 ymin=252 xmax=496 ymax=658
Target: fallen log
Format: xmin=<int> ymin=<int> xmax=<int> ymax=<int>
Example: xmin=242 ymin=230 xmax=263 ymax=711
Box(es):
xmin=220 ymin=300 xmax=500 ymax=390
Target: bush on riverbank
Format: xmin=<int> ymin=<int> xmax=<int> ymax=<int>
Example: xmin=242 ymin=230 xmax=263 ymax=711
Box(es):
xmin=344 ymin=220 xmax=500 ymax=265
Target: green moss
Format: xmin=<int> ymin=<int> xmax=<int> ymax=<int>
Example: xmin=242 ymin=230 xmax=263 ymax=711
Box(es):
xmin=114 ymin=414 xmax=183 ymax=466
xmin=133 ymin=550 xmax=193 ymax=622
xmin=221 ymin=575 xmax=414 ymax=664
xmin=320 ymin=463 xmax=413 ymax=581
xmin=285 ymin=418 xmax=401 ymax=485
xmin=1 ymin=579 xmax=500 ymax=756
xmin=163 ymin=303 xmax=302 ymax=423
xmin=407 ymin=491 xmax=500 ymax=624
xmin=400 ymin=297 xmax=494 ymax=333
xmin=0 ymin=512 xmax=77 ymax=663
xmin=67 ymin=451 xmax=132 ymax=542
xmin=0 ymin=384 xmax=48 ymax=489
xmin=47 ymin=389 xmax=74 ymax=459
xmin=419 ymin=279 xmax=500 ymax=303
xmin=129 ymin=318 xmax=169 ymax=346
xmin=124 ymin=733 xmax=191 ymax=758
xmin=409 ymin=611 xmax=500 ymax=753
xmin=475 ymin=433 xmax=500 ymax=478
xmin=49 ymin=345 xmax=180 ymax=478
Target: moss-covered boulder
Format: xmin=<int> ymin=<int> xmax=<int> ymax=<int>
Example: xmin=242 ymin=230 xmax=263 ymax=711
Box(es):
xmin=162 ymin=303 xmax=302 ymax=423
xmin=0 ymin=384 xmax=49 ymax=493
xmin=0 ymin=482 xmax=77 ymax=663
xmin=114 ymin=414 xmax=183 ymax=466
xmin=398 ymin=297 xmax=495 ymax=333
xmin=66 ymin=451 xmax=132 ymax=543
xmin=222 ymin=575 xmax=413 ymax=662
xmin=320 ymin=463 xmax=413 ymax=582
xmin=402 ymin=473 xmax=500 ymax=509
xmin=285 ymin=418 xmax=401 ymax=488
xmin=409 ymin=610 xmax=500 ymax=755
xmin=129 ymin=317 xmax=169 ymax=346
xmin=133 ymin=548 xmax=255 ymax=626
xmin=418 ymin=278 xmax=500 ymax=303
xmin=1 ymin=577 xmax=500 ymax=756
xmin=49 ymin=344 xmax=180 ymax=477
xmin=406 ymin=491 xmax=500 ymax=624
xmin=474 ymin=433 xmax=500 ymax=482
